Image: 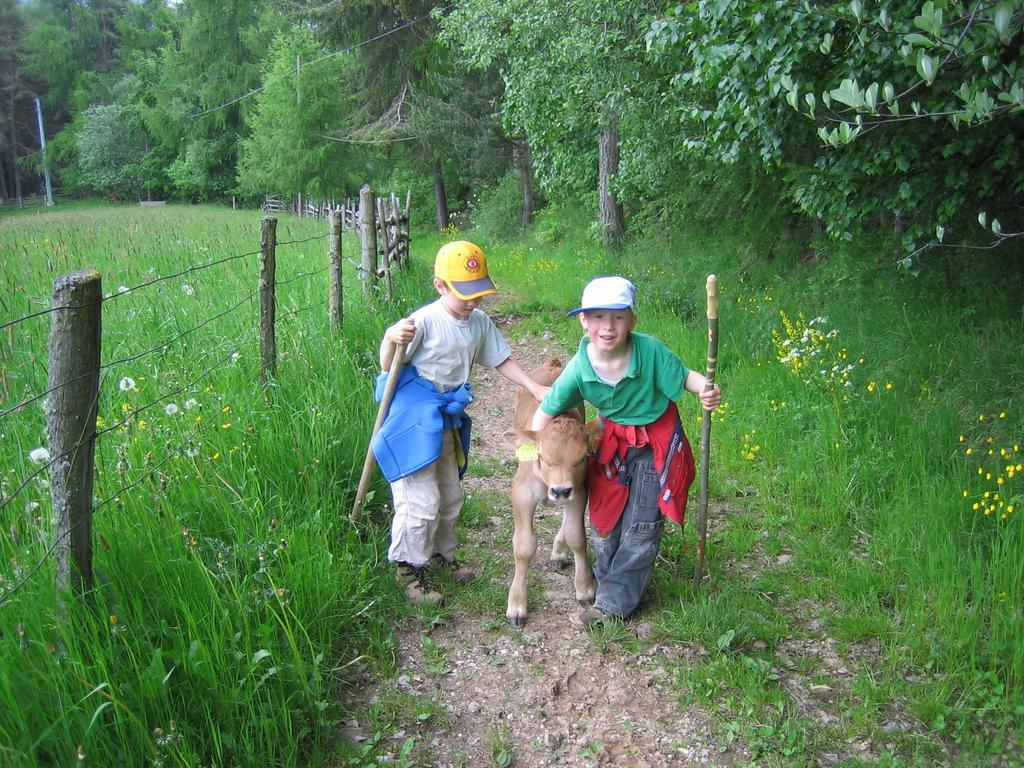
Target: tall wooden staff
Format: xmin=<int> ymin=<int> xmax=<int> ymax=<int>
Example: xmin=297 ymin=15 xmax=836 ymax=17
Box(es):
xmin=350 ymin=342 xmax=405 ymax=521
xmin=692 ymin=274 xmax=718 ymax=592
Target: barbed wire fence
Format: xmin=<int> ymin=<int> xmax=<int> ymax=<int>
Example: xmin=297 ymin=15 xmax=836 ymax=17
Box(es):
xmin=0 ymin=185 xmax=410 ymax=609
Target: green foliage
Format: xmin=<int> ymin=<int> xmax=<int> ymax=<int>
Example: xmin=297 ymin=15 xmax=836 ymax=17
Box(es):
xmin=646 ymin=0 xmax=1024 ymax=263
xmin=441 ymin=0 xmax=648 ymax=198
xmin=75 ymin=101 xmax=148 ymax=199
xmin=237 ymin=28 xmax=362 ymax=198
xmin=467 ymin=170 xmax=529 ymax=241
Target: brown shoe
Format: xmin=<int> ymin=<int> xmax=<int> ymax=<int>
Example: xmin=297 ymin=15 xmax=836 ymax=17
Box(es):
xmin=432 ymin=554 xmax=475 ymax=584
xmin=578 ymin=606 xmax=611 ymax=628
xmin=395 ymin=563 xmax=442 ymax=605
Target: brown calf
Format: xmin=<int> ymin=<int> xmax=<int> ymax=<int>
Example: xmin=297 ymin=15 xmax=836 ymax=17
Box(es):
xmin=502 ymin=359 xmax=597 ymax=626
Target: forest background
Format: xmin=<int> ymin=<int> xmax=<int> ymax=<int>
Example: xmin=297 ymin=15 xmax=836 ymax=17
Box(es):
xmin=1 ymin=0 xmax=1023 ymax=766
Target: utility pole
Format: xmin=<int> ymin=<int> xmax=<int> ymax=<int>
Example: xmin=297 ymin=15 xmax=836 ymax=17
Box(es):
xmin=34 ymin=98 xmax=54 ymax=207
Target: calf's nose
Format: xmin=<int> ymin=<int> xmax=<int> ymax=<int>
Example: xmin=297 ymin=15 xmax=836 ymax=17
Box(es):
xmin=549 ymin=486 xmax=573 ymax=501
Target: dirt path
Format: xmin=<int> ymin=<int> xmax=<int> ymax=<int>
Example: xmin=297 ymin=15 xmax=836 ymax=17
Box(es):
xmin=353 ymin=316 xmax=748 ymax=767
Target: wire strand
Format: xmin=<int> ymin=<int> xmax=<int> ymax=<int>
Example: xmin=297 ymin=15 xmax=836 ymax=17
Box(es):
xmin=187 ymin=6 xmax=451 ymax=119
xmin=1 ymin=292 xmax=257 ymax=422
xmin=103 ymin=250 xmax=262 ymax=302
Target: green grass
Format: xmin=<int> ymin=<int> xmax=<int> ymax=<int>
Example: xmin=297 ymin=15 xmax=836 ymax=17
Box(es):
xmin=448 ymin=200 xmax=1024 ymax=764
xmin=2 ymin=199 xmax=1022 ymax=766
xmin=0 ymin=204 xmax=441 ymax=766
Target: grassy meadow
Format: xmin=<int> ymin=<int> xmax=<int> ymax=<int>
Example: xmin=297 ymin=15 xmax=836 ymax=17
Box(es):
xmin=0 ymin=203 xmax=444 ymax=766
xmin=0 ymin=199 xmax=1022 ymax=766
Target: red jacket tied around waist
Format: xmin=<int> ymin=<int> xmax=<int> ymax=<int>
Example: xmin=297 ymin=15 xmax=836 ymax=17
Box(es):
xmin=588 ymin=401 xmax=696 ymax=535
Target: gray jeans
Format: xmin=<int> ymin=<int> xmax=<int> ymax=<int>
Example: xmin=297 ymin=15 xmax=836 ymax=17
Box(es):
xmin=591 ymin=445 xmax=663 ymax=618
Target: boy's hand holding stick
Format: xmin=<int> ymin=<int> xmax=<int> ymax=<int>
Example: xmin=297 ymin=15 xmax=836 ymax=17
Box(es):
xmin=692 ymin=274 xmax=718 ymax=592
xmin=350 ymin=340 xmax=406 ymax=522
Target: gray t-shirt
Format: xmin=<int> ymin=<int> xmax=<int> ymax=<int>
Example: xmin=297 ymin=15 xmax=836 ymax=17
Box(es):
xmin=384 ymin=298 xmax=511 ymax=391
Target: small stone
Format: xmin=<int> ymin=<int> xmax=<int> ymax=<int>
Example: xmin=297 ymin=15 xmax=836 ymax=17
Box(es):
xmin=543 ymin=730 xmax=563 ymax=749
xmin=776 ymin=554 xmax=793 ymax=565
xmin=467 ymin=701 xmax=481 ymax=715
xmin=810 ymin=683 xmax=834 ymax=698
xmin=634 ymin=622 xmax=654 ymax=638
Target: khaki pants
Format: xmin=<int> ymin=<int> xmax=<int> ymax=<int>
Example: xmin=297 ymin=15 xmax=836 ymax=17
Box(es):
xmin=387 ymin=430 xmax=464 ymax=567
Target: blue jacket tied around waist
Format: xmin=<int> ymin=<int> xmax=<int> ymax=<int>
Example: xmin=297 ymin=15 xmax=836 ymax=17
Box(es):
xmin=370 ymin=366 xmax=474 ymax=482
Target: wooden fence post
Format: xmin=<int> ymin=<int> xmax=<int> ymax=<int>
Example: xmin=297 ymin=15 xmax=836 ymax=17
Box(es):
xmin=47 ymin=269 xmax=101 ymax=599
xmin=377 ymin=197 xmax=394 ymax=302
xmin=401 ymin=190 xmax=412 ymax=267
xmin=259 ymin=216 xmax=277 ymax=385
xmin=359 ymin=184 xmax=377 ymax=295
xmin=328 ymin=209 xmax=343 ymax=326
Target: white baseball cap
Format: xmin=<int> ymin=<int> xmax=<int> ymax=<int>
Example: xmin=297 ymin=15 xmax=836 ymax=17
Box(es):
xmin=567 ymin=275 xmax=637 ymax=317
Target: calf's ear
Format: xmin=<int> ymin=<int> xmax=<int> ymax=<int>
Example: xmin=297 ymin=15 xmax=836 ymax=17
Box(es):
xmin=583 ymin=419 xmax=603 ymax=452
xmin=502 ymin=429 xmax=538 ymax=449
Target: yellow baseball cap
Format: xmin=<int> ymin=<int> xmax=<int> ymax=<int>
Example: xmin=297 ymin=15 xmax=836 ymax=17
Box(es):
xmin=434 ymin=241 xmax=497 ymax=300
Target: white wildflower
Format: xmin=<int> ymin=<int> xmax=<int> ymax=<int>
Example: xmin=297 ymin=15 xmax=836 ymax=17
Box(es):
xmin=25 ymin=501 xmax=40 ymax=513
xmin=118 ymin=285 xmax=129 ymax=294
xmin=230 ymin=352 xmax=240 ymax=361
xmin=184 ymin=398 xmax=199 ymax=410
xmin=119 ymin=377 xmax=136 ymax=392
xmin=29 ymin=447 xmax=51 ymax=464
xmin=181 ymin=284 xmax=195 ymax=297
xmin=164 ymin=403 xmax=179 ymax=416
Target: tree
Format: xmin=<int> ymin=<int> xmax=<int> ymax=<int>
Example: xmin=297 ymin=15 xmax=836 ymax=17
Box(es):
xmin=237 ymin=28 xmax=362 ymax=199
xmin=441 ymin=0 xmax=663 ymax=243
xmin=75 ymin=99 xmax=147 ymax=199
xmin=646 ymin=0 xmax=1024 ymax=263
xmin=276 ymin=0 xmax=514 ymax=228
xmin=147 ymin=0 xmax=269 ymax=200
xmin=0 ymin=0 xmax=28 ymax=200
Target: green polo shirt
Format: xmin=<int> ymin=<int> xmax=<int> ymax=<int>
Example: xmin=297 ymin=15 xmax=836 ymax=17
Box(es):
xmin=540 ymin=333 xmax=690 ymax=425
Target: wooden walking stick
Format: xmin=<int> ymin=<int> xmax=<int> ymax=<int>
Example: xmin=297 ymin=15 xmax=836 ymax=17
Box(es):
xmin=350 ymin=341 xmax=405 ymax=521
xmin=692 ymin=274 xmax=718 ymax=592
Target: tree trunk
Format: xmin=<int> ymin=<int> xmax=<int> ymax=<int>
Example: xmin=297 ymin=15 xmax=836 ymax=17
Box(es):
xmin=8 ymin=91 xmax=21 ymax=200
xmin=432 ymin=159 xmax=448 ymax=232
xmin=0 ymin=150 xmax=9 ymax=200
xmin=598 ymin=108 xmax=624 ymax=251
xmin=514 ymin=143 xmax=534 ymax=226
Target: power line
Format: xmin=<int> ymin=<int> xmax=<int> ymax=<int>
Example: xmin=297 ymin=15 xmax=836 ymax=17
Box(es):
xmin=188 ymin=6 xmax=452 ymax=120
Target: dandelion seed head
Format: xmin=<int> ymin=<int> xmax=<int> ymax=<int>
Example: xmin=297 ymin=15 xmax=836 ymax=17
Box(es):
xmin=29 ymin=447 xmax=50 ymax=464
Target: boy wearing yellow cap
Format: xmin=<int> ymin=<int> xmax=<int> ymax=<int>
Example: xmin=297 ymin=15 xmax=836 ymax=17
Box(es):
xmin=377 ymin=241 xmax=547 ymax=604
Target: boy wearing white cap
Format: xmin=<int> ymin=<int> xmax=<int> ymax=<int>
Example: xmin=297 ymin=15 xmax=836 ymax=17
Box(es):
xmin=378 ymin=241 xmax=547 ymax=604
xmin=530 ymin=275 xmax=721 ymax=625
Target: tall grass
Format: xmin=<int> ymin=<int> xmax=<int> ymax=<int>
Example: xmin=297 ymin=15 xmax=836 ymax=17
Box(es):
xmin=459 ymin=196 xmax=1023 ymax=761
xmin=0 ymin=204 xmax=437 ymax=766
xmin=2 ymin=198 xmax=1021 ymax=765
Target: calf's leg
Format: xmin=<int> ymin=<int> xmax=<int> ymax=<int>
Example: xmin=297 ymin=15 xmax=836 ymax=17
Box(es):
xmin=561 ymin=497 xmax=596 ymax=606
xmin=506 ymin=481 xmax=539 ymax=626
xmin=549 ymin=526 xmax=573 ymax=570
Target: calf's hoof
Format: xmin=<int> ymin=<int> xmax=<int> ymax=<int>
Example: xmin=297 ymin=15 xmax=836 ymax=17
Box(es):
xmin=549 ymin=556 xmax=572 ymax=571
xmin=577 ymin=596 xmax=595 ymax=607
xmin=506 ymin=614 xmax=528 ymax=627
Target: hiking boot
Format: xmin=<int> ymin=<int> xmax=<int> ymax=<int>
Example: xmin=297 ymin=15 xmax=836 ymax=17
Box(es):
xmin=395 ymin=563 xmax=442 ymax=605
xmin=577 ymin=606 xmax=611 ymax=628
xmin=432 ymin=554 xmax=475 ymax=584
